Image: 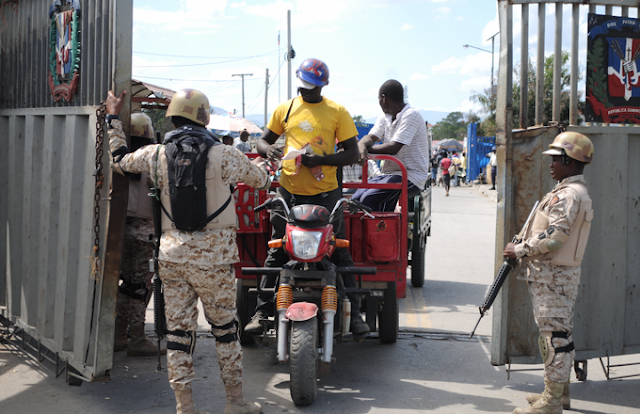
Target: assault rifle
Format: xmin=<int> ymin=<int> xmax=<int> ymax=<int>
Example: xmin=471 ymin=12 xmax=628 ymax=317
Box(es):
xmin=469 ymin=201 xmax=539 ymax=339
xmin=150 ymin=185 xmax=167 ymax=371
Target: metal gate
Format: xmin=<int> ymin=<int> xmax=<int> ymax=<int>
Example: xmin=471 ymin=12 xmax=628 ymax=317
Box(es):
xmin=0 ymin=0 xmax=132 ymax=382
xmin=466 ymin=122 xmax=495 ymax=182
xmin=493 ymin=0 xmax=640 ymax=370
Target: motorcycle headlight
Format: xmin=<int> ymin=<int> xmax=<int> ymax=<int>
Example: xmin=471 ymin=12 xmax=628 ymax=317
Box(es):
xmin=290 ymin=230 xmax=323 ymax=260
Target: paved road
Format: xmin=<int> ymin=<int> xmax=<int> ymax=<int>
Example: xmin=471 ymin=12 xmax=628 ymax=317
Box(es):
xmin=2 ymin=184 xmax=639 ymax=413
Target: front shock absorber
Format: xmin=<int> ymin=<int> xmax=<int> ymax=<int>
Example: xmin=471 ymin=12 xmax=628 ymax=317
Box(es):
xmin=321 ymin=285 xmax=337 ymax=363
xmin=276 ymin=284 xmax=293 ymax=363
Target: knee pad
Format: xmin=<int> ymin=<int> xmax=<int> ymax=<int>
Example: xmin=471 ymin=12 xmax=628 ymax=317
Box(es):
xmin=210 ymin=317 xmax=239 ymax=344
xmin=539 ymin=331 xmax=575 ymax=367
xmin=167 ymin=329 xmax=196 ymax=354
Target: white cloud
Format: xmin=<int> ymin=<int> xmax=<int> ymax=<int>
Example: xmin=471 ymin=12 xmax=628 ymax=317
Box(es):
xmin=456 ymin=99 xmax=482 ymax=113
xmin=309 ymin=25 xmax=339 ymax=33
xmin=244 ymin=0 xmax=293 ymax=19
xmin=459 ymin=77 xmax=490 ymax=92
xmin=432 ymin=50 xmax=493 ymax=78
xmin=431 ymin=57 xmax=459 ymax=75
xmin=133 ymin=2 xmax=227 ymax=32
xmin=410 ymin=72 xmax=430 ymax=81
xmin=437 ymin=7 xmax=451 ymax=15
xmin=401 ymin=23 xmax=414 ymax=31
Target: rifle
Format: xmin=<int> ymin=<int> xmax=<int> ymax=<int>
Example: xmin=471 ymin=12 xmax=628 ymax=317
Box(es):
xmin=150 ymin=185 xmax=166 ymax=371
xmin=469 ymin=200 xmax=539 ymax=339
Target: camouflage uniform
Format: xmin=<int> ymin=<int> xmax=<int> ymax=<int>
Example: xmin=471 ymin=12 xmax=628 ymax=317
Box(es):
xmin=515 ymin=175 xmax=592 ymax=383
xmin=116 ymin=216 xmax=154 ymax=326
xmin=108 ymin=119 xmax=269 ymax=391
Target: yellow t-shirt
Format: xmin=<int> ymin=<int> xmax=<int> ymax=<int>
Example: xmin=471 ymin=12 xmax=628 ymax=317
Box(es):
xmin=267 ymin=96 xmax=358 ymax=196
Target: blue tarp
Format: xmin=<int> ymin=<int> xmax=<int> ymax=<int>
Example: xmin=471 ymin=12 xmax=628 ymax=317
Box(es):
xmin=355 ymin=122 xmax=374 ymax=140
xmin=466 ymin=123 xmax=495 ymax=182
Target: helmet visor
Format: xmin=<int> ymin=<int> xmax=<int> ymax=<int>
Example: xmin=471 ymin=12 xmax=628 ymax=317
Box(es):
xmin=542 ymin=148 xmax=564 ymax=156
xmin=296 ymin=76 xmax=317 ymax=90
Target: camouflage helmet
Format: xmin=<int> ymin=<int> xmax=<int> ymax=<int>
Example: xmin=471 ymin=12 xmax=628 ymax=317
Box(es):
xmin=542 ymin=131 xmax=594 ymax=164
xmin=166 ymin=88 xmax=210 ymax=126
xmin=130 ymin=113 xmax=154 ymax=139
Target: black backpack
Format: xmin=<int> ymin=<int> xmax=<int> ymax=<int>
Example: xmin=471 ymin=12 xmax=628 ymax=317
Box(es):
xmin=159 ymin=127 xmax=231 ymax=232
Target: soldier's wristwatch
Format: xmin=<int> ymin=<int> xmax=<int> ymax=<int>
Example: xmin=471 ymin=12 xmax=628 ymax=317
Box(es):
xmin=106 ymin=114 xmax=120 ymax=129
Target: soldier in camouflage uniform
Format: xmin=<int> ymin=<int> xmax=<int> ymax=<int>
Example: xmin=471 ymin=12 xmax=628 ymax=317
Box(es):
xmin=107 ymin=89 xmax=267 ymax=414
xmin=504 ymin=132 xmax=594 ymax=414
xmin=114 ymin=113 xmax=166 ymax=357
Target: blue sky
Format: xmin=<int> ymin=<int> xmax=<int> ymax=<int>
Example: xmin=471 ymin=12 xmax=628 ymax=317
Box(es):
xmin=131 ymin=1 xmax=611 ymax=125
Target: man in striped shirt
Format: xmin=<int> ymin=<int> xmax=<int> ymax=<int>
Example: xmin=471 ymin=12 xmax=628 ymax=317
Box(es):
xmin=353 ymin=79 xmax=430 ymax=211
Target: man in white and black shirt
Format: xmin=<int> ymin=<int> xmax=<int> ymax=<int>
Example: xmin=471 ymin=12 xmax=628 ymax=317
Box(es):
xmin=353 ymin=79 xmax=430 ymax=211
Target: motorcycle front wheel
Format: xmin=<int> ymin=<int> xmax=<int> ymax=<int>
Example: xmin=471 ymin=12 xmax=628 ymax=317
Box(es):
xmin=289 ymin=318 xmax=318 ymax=406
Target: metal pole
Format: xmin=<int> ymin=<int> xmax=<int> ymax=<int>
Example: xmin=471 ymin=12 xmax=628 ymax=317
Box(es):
xmin=232 ymin=73 xmax=253 ymax=119
xmin=485 ymin=31 xmax=499 ymax=100
xmin=552 ymin=4 xmax=562 ymax=122
xmin=278 ymin=30 xmax=281 ymax=103
xmin=536 ymin=3 xmax=545 ymax=126
xmin=287 ymin=10 xmax=292 ymax=100
xmin=569 ymin=4 xmax=579 ymax=125
xmin=264 ymin=68 xmax=269 ymax=127
xmin=520 ymin=4 xmax=529 ymax=129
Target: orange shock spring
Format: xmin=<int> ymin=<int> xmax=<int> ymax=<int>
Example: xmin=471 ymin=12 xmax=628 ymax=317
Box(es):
xmin=321 ymin=285 xmax=338 ymax=312
xmin=276 ymin=284 xmax=293 ymax=310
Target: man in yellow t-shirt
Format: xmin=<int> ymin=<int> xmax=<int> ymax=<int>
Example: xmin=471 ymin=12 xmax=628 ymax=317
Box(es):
xmin=247 ymin=58 xmax=370 ymax=335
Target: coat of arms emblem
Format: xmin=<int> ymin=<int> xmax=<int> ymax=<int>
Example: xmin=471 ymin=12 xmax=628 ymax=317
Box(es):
xmin=48 ymin=0 xmax=81 ymax=103
xmin=586 ymin=13 xmax=640 ymax=123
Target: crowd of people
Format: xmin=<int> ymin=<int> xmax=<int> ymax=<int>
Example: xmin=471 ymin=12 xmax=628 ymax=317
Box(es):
xmin=429 ymin=148 xmax=467 ymax=196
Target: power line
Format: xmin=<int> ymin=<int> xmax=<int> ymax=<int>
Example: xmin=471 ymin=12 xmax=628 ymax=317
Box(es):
xmin=133 ymin=50 xmax=280 ymax=68
xmin=133 ymin=75 xmax=264 ymax=82
xmin=133 ymin=49 xmax=280 ymax=59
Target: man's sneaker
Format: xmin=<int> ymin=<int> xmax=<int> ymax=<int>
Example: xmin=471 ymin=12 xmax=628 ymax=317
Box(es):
xmin=350 ymin=315 xmax=370 ymax=335
xmin=244 ymin=311 xmax=265 ymax=335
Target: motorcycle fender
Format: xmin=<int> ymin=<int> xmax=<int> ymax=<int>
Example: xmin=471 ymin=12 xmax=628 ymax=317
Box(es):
xmin=285 ymin=302 xmax=319 ymax=322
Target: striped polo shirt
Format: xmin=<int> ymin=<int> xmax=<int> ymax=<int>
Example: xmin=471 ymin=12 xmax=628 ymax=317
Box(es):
xmin=369 ymin=104 xmax=430 ymax=189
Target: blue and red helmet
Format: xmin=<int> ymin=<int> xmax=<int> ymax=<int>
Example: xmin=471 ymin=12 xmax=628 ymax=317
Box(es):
xmin=296 ymin=58 xmax=329 ymax=88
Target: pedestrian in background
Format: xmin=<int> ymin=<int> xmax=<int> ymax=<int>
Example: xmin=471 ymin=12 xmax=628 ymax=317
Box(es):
xmin=440 ymin=153 xmax=452 ymax=196
xmin=487 ymin=146 xmax=497 ymax=190
xmin=234 ymin=129 xmax=252 ymax=153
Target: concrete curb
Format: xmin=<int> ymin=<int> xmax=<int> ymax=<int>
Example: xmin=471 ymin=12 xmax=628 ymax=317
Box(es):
xmin=473 ymin=181 xmax=498 ymax=202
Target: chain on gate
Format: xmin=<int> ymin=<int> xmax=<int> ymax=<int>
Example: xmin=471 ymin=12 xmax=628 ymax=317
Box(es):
xmin=91 ymin=104 xmax=106 ymax=280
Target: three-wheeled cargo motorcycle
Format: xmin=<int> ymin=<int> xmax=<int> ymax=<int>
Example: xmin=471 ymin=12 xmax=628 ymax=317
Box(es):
xmin=233 ymin=154 xmax=431 ymax=406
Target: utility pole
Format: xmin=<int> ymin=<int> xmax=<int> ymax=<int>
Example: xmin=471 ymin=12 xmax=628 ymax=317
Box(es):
xmin=232 ymin=73 xmax=253 ymax=118
xmin=487 ymin=31 xmax=499 ymax=99
xmin=278 ymin=30 xmax=281 ymax=103
xmin=287 ymin=10 xmax=292 ymax=99
xmin=264 ymin=68 xmax=269 ymax=127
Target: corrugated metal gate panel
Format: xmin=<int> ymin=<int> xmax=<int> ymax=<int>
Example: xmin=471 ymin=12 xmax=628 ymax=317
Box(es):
xmin=0 ymin=0 xmax=132 ymax=381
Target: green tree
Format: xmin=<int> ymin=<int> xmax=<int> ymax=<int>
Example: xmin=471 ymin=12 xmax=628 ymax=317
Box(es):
xmin=352 ymin=115 xmax=366 ymax=124
xmin=471 ymin=86 xmax=496 ymax=136
xmin=470 ymin=51 xmax=583 ymax=133
xmin=432 ymin=111 xmax=467 ymax=140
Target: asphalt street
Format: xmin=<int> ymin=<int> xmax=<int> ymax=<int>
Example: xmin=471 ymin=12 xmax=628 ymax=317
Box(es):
xmin=1 ymin=183 xmax=639 ymax=414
